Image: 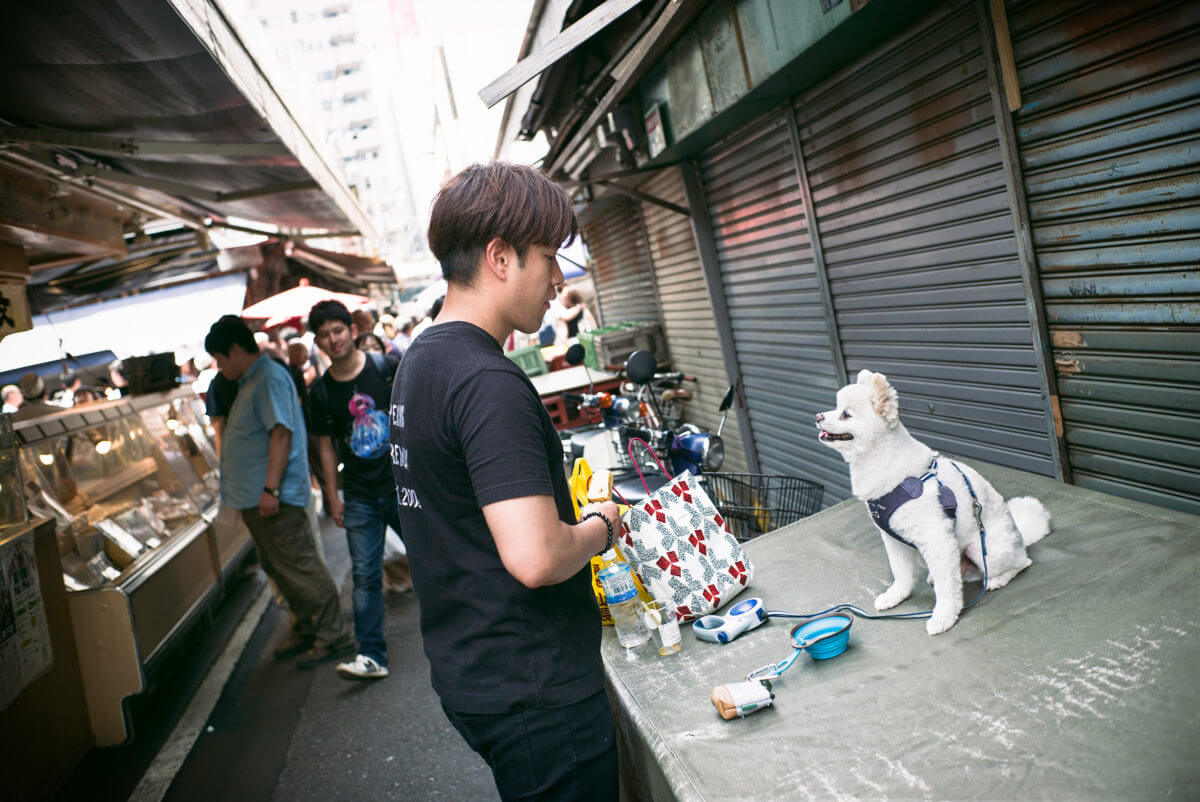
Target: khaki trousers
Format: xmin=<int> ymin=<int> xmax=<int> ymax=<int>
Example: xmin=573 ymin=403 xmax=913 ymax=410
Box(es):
xmin=242 ymin=503 xmax=353 ymax=651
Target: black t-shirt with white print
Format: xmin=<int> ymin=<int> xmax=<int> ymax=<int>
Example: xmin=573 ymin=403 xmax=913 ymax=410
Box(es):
xmin=389 ymin=321 xmax=601 ymax=714
xmin=310 ymin=351 xmax=399 ymax=499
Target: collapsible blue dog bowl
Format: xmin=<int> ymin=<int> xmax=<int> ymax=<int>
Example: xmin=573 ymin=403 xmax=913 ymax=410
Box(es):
xmin=791 ymin=614 xmax=852 ymax=660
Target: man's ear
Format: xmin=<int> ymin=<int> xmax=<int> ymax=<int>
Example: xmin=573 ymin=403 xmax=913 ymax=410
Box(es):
xmin=484 ymin=237 xmax=513 ymax=281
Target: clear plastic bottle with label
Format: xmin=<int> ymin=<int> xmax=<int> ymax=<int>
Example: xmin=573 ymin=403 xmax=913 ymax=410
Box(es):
xmin=597 ymin=549 xmax=650 ymax=649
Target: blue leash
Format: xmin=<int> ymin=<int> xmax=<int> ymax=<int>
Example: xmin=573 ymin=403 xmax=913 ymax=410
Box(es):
xmin=750 ymin=460 xmax=989 ymax=681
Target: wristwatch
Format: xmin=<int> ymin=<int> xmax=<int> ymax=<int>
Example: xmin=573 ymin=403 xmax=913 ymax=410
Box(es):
xmin=263 ymin=486 xmax=281 ymax=498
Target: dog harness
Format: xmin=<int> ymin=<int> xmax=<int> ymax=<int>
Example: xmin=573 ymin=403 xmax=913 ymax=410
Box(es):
xmin=867 ymin=458 xmax=957 ymax=548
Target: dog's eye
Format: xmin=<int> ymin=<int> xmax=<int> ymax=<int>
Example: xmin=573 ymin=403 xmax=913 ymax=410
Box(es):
xmin=840 ymin=410 xmax=851 ymax=420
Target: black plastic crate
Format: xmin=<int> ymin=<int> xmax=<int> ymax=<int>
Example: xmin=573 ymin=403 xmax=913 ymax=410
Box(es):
xmin=700 ymin=473 xmax=824 ymax=541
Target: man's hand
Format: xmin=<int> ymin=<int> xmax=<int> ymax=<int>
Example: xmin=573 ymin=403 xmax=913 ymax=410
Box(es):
xmin=327 ymin=494 xmax=345 ymax=527
xmin=580 ymin=500 xmax=621 ymax=541
xmin=259 ymin=491 xmax=280 ymax=518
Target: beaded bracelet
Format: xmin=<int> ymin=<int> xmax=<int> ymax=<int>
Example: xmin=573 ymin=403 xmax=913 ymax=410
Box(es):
xmin=580 ymin=511 xmax=614 ymax=554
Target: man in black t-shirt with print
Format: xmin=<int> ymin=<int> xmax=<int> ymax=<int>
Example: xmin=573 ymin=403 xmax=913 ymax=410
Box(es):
xmin=308 ymin=299 xmax=404 ymax=681
xmin=390 ymin=163 xmax=622 ymax=801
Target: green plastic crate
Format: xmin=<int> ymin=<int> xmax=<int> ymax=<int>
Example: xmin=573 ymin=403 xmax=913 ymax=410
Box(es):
xmin=506 ymin=344 xmax=549 ymax=376
xmin=580 ymin=322 xmax=666 ymax=371
xmin=578 ymin=322 xmax=637 ymax=371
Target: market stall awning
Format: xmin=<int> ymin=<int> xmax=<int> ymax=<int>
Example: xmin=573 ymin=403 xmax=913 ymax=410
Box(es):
xmin=0 ymin=0 xmax=376 ymax=272
xmin=285 ymin=242 xmax=398 ymax=288
xmin=26 ymin=227 xmax=220 ymax=313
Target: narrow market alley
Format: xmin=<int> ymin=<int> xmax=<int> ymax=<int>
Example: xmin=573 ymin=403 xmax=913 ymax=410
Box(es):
xmin=54 ymin=516 xmax=498 ymax=802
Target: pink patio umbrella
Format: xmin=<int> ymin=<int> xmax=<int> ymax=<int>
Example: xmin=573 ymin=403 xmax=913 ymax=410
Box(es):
xmin=241 ymin=278 xmax=370 ymax=329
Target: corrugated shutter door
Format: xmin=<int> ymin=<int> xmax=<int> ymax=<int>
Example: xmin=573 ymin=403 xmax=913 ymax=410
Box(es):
xmin=796 ymin=1 xmax=1056 ymax=475
xmin=636 ymin=168 xmax=748 ymax=472
xmin=1008 ymin=0 xmax=1200 ymax=514
xmin=698 ymin=112 xmax=849 ymax=499
xmin=581 ymin=198 xmax=661 ymax=325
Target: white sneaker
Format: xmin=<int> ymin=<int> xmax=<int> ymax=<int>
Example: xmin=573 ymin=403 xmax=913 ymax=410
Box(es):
xmin=336 ymin=654 xmax=389 ymax=680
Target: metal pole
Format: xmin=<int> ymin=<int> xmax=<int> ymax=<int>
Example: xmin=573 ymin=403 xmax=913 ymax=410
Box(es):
xmin=976 ymin=0 xmax=1072 ymax=482
xmin=678 ymin=160 xmax=761 ymax=473
xmin=783 ymin=104 xmax=847 ymax=387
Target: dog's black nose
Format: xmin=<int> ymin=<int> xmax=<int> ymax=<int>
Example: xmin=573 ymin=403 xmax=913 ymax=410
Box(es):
xmin=815 ymin=413 xmax=824 ymax=423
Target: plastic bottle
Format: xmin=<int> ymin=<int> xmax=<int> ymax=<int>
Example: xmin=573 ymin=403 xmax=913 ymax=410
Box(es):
xmin=597 ymin=549 xmax=650 ymax=649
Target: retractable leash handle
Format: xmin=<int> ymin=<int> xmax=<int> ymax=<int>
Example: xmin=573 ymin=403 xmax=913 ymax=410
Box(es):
xmin=693 ymin=597 xmax=767 ymax=644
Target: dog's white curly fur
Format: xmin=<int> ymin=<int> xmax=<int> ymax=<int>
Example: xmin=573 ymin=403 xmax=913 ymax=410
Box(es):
xmin=816 ymin=370 xmax=1050 ymax=635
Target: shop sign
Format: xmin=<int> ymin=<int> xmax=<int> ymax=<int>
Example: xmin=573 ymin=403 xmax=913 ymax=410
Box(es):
xmin=644 ymin=103 xmax=668 ymax=159
xmin=0 ymin=527 xmax=54 ymax=711
xmin=0 ymin=280 xmax=32 ymax=343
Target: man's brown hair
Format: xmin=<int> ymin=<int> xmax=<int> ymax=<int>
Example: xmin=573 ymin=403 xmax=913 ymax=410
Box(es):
xmin=427 ymin=162 xmax=577 ymax=286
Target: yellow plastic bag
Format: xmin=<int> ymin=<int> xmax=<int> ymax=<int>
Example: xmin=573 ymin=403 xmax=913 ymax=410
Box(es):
xmin=570 ymin=459 xmax=652 ymax=625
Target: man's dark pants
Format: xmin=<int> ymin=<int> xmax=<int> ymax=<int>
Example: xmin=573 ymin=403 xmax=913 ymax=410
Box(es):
xmin=241 ymin=503 xmax=353 ymax=650
xmin=442 ymin=690 xmax=619 ymax=801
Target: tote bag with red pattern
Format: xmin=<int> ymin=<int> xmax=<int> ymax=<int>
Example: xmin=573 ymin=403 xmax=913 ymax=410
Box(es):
xmin=617 ymin=448 xmax=753 ymax=622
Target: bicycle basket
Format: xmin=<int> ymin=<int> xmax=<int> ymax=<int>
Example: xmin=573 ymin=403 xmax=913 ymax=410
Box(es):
xmin=699 ymin=473 xmax=824 ymax=541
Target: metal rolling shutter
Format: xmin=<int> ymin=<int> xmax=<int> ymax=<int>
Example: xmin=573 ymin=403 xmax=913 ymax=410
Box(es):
xmin=581 ymin=197 xmax=661 ymax=326
xmin=796 ymin=1 xmax=1056 ymax=476
xmin=636 ymin=168 xmax=748 ymax=472
xmin=1008 ymin=0 xmax=1200 ymax=514
xmin=698 ymin=112 xmax=849 ymax=499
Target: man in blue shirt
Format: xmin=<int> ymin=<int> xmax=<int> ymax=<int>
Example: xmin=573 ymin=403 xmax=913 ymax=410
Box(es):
xmin=205 ymin=315 xmax=354 ymax=668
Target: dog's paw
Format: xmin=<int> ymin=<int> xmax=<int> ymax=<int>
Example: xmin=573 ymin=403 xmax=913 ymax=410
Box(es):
xmin=874 ymin=588 xmax=909 ymax=611
xmin=925 ymin=609 xmax=959 ymax=636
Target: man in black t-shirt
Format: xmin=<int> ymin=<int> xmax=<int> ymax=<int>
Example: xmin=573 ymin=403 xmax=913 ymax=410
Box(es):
xmin=309 ymin=300 xmax=404 ymax=681
xmin=390 ymin=163 xmax=622 ymax=801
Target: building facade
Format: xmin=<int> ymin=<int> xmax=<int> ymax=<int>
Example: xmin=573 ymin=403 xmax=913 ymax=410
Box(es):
xmin=515 ymin=0 xmax=1200 ymax=515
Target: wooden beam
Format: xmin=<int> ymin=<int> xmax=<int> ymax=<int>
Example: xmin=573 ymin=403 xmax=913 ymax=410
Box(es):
xmin=1 ymin=150 xmax=210 ymax=234
xmin=0 ymin=163 xmax=128 ymax=263
xmin=0 ymin=242 xmax=30 ymax=279
xmin=988 ymin=0 xmax=1021 ymax=112
xmin=479 ymin=0 xmax=645 ymax=108
xmin=0 ymin=127 xmax=292 ymax=159
xmin=549 ymin=0 xmax=703 ymax=176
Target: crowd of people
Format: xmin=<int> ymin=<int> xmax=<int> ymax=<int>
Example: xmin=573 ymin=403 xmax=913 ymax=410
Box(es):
xmin=3 ymin=361 xmax=132 ymax=421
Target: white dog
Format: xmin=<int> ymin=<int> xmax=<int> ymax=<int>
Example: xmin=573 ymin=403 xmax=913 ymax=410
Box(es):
xmin=816 ymin=370 xmax=1050 ymax=635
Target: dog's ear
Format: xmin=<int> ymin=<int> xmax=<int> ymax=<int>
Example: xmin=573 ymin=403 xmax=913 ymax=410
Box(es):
xmin=867 ymin=371 xmax=899 ymax=426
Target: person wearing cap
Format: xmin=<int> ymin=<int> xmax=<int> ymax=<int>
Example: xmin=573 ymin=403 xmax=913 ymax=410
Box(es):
xmin=13 ymin=373 xmax=60 ymax=421
xmin=2 ymin=384 xmax=22 ymax=414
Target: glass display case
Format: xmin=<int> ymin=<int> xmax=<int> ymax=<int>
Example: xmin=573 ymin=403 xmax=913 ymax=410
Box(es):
xmin=134 ymin=394 xmax=219 ymax=513
xmin=19 ymin=406 xmax=203 ymax=590
xmin=12 ymin=387 xmax=250 ymax=747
